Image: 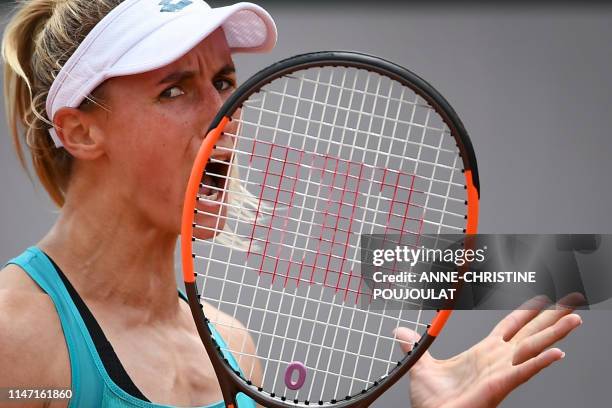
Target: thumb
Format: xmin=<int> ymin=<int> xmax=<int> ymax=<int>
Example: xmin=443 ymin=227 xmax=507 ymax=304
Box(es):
xmin=393 ymin=326 xmax=422 ymax=353
xmin=393 ymin=327 xmax=435 ymax=368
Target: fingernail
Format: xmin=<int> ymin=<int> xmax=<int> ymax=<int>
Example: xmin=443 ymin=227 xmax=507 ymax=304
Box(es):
xmin=560 ymin=351 xmax=566 ymax=359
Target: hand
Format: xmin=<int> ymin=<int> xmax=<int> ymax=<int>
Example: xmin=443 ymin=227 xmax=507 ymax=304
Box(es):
xmin=395 ymin=297 xmax=583 ymax=408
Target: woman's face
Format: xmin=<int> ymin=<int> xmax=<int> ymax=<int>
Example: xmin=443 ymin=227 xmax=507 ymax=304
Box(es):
xmin=90 ymin=28 xmax=237 ymax=236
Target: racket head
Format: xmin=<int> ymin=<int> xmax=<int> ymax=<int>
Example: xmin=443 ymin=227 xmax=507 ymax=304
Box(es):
xmin=181 ymin=51 xmax=479 ymax=407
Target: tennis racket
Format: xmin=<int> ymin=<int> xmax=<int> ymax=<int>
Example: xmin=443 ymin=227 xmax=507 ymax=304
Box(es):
xmin=181 ymin=51 xmax=479 ymax=407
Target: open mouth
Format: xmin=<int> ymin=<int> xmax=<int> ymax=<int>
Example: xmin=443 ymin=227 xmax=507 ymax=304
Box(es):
xmin=199 ymin=160 xmax=230 ymax=203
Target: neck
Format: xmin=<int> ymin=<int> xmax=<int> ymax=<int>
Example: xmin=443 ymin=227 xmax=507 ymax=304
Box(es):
xmin=40 ymin=178 xmax=181 ymax=322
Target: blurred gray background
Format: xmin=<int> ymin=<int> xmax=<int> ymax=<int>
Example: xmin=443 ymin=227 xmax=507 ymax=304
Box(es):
xmin=1 ymin=1 xmax=611 ymax=407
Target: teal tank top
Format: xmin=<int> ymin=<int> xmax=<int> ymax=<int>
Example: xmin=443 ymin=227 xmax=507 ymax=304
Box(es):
xmin=5 ymin=247 xmax=255 ymax=408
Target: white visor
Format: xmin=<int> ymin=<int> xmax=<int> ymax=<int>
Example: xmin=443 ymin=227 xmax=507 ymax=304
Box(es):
xmin=46 ymin=0 xmax=277 ymax=147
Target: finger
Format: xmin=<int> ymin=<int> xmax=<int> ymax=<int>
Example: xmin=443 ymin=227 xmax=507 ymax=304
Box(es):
xmin=512 ymin=313 xmax=582 ymax=365
xmin=510 ymin=348 xmax=565 ymax=388
xmin=556 ymin=292 xmax=587 ymax=309
xmin=490 ymin=295 xmax=551 ymax=340
xmin=393 ymin=327 xmax=421 ymax=353
xmin=513 ymin=302 xmax=577 ymax=341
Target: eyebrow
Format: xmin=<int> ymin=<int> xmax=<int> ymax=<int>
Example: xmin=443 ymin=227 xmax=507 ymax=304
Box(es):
xmin=158 ymin=70 xmax=195 ymax=85
xmin=217 ymin=63 xmax=236 ymax=77
xmin=157 ymin=64 xmax=236 ymax=85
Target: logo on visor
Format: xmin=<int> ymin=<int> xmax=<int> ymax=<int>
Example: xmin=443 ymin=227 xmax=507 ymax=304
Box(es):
xmin=158 ymin=0 xmax=193 ymax=12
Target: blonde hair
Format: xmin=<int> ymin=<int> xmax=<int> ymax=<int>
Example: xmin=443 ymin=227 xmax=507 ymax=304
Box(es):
xmin=2 ymin=0 xmax=123 ymax=207
xmin=2 ymin=0 xmax=265 ymax=250
xmin=215 ymin=162 xmax=263 ymax=250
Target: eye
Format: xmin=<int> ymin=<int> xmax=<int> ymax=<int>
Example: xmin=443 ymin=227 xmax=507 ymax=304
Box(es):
xmin=214 ymin=78 xmax=235 ymax=92
xmin=160 ymin=85 xmax=185 ymax=99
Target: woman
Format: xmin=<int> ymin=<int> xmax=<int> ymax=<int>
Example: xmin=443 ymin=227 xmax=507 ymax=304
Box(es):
xmin=0 ymin=0 xmax=581 ymax=407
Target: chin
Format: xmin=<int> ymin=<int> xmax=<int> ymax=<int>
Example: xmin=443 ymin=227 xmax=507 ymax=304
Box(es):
xmin=192 ymin=205 xmax=228 ymax=241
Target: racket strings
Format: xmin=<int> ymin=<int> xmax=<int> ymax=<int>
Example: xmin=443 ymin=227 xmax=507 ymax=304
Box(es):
xmin=282 ymin=73 xmax=434 ymax=111
xmin=207 ymin=145 xmax=465 ymax=195
xmin=216 ymin=122 xmax=462 ymax=176
xmin=193 ymin=66 xmax=468 ymax=402
xmin=327 ymin=70 xmax=426 ymax=400
xmin=197 ymin=160 xmax=467 ymax=227
xmin=205 ymin=143 xmax=466 ymax=208
xmin=240 ymin=95 xmax=451 ymax=147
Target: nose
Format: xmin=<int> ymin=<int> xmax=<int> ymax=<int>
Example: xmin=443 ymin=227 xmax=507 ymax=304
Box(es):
xmin=212 ymin=104 xmax=238 ymax=159
xmin=200 ymin=81 xmax=231 ymax=138
xmin=210 ymin=85 xmax=225 ymax=112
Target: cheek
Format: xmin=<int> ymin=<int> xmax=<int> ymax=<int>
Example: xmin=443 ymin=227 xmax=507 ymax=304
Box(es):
xmin=101 ymin=92 xmax=222 ymax=231
xmin=106 ymin=108 xmax=200 ymax=207
xmin=126 ymin=106 xmax=195 ymax=157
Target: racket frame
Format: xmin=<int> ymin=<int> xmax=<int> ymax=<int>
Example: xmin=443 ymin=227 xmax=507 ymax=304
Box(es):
xmin=181 ymin=51 xmax=480 ymax=408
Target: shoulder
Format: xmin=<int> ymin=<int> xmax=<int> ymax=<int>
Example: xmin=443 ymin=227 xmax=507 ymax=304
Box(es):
xmin=202 ymin=304 xmax=256 ymax=354
xmin=0 ymin=264 xmax=71 ymax=394
xmin=201 ymin=303 xmax=262 ymax=382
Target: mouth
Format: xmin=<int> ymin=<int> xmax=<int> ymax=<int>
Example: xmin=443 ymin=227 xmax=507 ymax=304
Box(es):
xmin=199 ymin=159 xmax=231 ymax=204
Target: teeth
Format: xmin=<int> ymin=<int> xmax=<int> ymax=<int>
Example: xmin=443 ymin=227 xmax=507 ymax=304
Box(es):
xmin=199 ymin=174 xmax=220 ymax=201
xmin=200 ymin=162 xmax=229 ymax=202
xmin=199 ymin=189 xmax=220 ymax=202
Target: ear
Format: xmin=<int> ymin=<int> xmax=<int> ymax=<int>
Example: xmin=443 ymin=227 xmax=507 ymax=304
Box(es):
xmin=53 ymin=107 xmax=106 ymax=160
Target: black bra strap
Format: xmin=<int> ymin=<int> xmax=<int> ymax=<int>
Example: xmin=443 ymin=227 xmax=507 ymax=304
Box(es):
xmin=43 ymin=252 xmax=150 ymax=402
